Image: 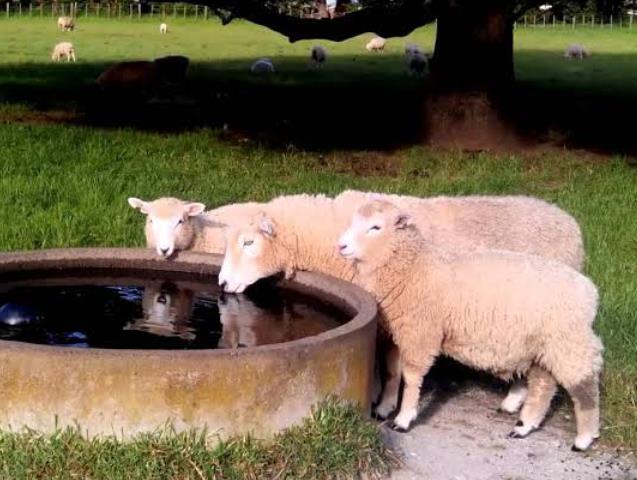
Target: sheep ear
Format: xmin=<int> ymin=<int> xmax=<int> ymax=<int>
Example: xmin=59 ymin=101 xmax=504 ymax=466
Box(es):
xmin=395 ymin=213 xmax=411 ymax=229
xmin=184 ymin=202 xmax=206 ymax=217
xmin=128 ymin=197 xmax=150 ymax=214
xmin=258 ymin=215 xmax=275 ymax=237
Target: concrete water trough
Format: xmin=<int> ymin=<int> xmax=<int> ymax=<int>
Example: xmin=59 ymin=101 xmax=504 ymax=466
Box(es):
xmin=0 ymin=248 xmax=377 ymax=438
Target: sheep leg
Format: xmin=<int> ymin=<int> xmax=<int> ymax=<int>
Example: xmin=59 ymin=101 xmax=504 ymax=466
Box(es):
xmin=391 ymin=357 xmax=434 ymax=432
xmin=509 ymin=367 xmax=556 ymax=439
xmin=499 ymin=379 xmax=528 ymax=414
xmin=566 ymin=375 xmax=600 ymax=451
xmin=373 ymin=343 xmax=401 ymax=419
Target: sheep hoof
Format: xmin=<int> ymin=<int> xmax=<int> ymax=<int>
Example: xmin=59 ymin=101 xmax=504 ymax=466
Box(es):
xmin=389 ymin=421 xmax=408 ymax=433
xmin=508 ymin=431 xmax=526 ymax=439
xmin=571 ymin=445 xmax=583 ymax=452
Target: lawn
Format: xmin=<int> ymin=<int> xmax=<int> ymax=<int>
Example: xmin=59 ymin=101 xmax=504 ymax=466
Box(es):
xmin=0 ymin=15 xmax=636 ymax=476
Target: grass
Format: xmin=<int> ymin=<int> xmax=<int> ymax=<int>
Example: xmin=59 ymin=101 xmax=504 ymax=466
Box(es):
xmin=0 ymin=15 xmax=635 ymax=473
xmin=0 ymin=398 xmax=394 ymax=479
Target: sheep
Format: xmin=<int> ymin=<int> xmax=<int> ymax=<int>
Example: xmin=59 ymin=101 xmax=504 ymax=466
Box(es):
xmin=250 ymin=58 xmax=275 ymax=74
xmin=128 ymin=196 xmax=261 ymax=258
xmin=216 ymin=191 xmax=584 ymax=412
xmin=366 ymin=36 xmax=386 ymax=52
xmin=406 ymin=51 xmax=429 ymax=77
xmin=564 ymin=43 xmax=589 ymax=59
xmin=159 ymin=22 xmax=168 ymax=34
xmin=51 ymin=42 xmax=76 ymax=62
xmin=310 ymin=45 xmax=328 ymax=68
xmin=217 ymin=293 xmax=340 ymax=349
xmin=124 ymin=281 xmax=195 ymax=340
xmin=97 ymin=55 xmax=189 ymax=89
xmin=337 ymin=199 xmax=603 ymax=451
xmin=404 ymin=42 xmax=424 ymax=57
xmin=57 ymin=16 xmax=75 ymax=31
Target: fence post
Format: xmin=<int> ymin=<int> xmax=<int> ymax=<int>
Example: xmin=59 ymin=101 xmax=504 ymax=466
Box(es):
xmin=610 ymin=15 xmax=613 ymax=28
xmin=552 ymin=15 xmax=555 ymax=27
xmin=542 ymin=14 xmax=546 ymax=27
xmin=138 ymin=3 xmax=141 ymax=18
xmin=523 ymin=15 xmax=526 ymax=27
xmin=129 ymin=4 xmax=132 ymax=18
xmin=204 ymin=5 xmax=208 ymax=19
xmin=195 ymin=5 xmax=198 ymax=18
xmin=161 ymin=3 xmax=164 ymax=18
xmin=5 ymin=2 xmax=8 ymax=17
xmin=183 ymin=3 xmax=186 ymax=17
xmin=85 ymin=2 xmax=88 ymax=16
xmin=572 ymin=16 xmax=575 ymax=29
xmin=591 ymin=14 xmax=594 ymax=27
xmin=631 ymin=14 xmax=633 ymax=29
xmin=533 ymin=15 xmax=536 ymax=26
xmin=173 ymin=3 xmax=176 ymax=18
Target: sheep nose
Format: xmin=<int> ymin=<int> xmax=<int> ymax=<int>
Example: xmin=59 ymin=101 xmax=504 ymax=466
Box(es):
xmin=160 ymin=248 xmax=170 ymax=256
xmin=157 ymin=294 xmax=167 ymax=304
xmin=219 ymin=280 xmax=227 ymax=290
xmin=338 ymin=243 xmax=347 ymax=253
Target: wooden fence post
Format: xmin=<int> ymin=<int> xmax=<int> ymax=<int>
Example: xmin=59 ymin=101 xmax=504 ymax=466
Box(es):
xmin=204 ymin=5 xmax=208 ymax=19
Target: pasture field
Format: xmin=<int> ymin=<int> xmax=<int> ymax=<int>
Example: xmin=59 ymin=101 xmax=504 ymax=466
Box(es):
xmin=0 ymin=16 xmax=636 ymax=476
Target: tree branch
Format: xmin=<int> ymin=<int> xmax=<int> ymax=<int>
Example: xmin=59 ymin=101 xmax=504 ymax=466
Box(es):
xmin=176 ymin=0 xmax=439 ymax=42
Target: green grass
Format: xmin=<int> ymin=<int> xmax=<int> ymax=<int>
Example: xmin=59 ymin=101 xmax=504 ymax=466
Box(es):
xmin=0 ymin=15 xmax=635 ymax=469
xmin=0 ymin=398 xmax=394 ymax=479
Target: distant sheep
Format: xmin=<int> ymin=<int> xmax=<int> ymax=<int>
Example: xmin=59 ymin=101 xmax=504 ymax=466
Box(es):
xmin=564 ymin=43 xmax=589 ymax=59
xmin=366 ymin=36 xmax=386 ymax=52
xmin=57 ymin=16 xmax=74 ymax=31
xmin=310 ymin=45 xmax=327 ymax=68
xmin=250 ymin=58 xmax=275 ymax=74
xmin=97 ymin=55 xmax=189 ymax=89
xmin=51 ymin=42 xmax=76 ymax=62
xmin=337 ymin=199 xmax=603 ymax=451
xmin=407 ymin=52 xmax=429 ymax=76
xmin=404 ymin=42 xmax=424 ymax=57
xmin=159 ymin=22 xmax=167 ymax=34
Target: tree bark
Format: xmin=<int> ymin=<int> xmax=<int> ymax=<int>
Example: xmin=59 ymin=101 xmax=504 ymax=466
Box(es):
xmin=432 ymin=0 xmax=514 ymax=92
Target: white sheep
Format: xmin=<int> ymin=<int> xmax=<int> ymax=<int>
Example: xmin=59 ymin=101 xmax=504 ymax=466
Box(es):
xmin=250 ymin=58 xmax=275 ymax=74
xmin=128 ymin=196 xmax=261 ymax=258
xmin=159 ymin=22 xmax=168 ymax=34
xmin=57 ymin=16 xmax=74 ymax=31
xmin=310 ymin=45 xmax=328 ymax=68
xmin=564 ymin=43 xmax=589 ymax=59
xmin=337 ymin=199 xmax=603 ymax=451
xmin=216 ymin=191 xmax=584 ymax=412
xmin=366 ymin=36 xmax=386 ymax=52
xmin=51 ymin=42 xmax=76 ymax=62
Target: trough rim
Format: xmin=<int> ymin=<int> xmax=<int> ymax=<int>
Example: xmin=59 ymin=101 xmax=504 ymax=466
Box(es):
xmin=0 ymin=247 xmax=378 ymax=358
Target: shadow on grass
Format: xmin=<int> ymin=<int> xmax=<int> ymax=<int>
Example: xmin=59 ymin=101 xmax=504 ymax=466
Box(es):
xmin=1 ymin=53 xmax=637 ymax=154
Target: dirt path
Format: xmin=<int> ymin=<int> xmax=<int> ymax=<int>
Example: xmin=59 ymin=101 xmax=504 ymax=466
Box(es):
xmin=383 ymin=381 xmax=637 ymax=480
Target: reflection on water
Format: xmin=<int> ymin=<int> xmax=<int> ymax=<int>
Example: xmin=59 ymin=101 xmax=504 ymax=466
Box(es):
xmin=0 ymin=273 xmax=348 ymax=350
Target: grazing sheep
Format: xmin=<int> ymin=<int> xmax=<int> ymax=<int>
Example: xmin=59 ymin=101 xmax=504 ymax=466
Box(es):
xmin=337 ymin=200 xmax=603 ymax=451
xmin=310 ymin=45 xmax=328 ymax=68
xmin=406 ymin=51 xmax=429 ymax=76
xmin=250 ymin=58 xmax=275 ymax=74
xmin=51 ymin=42 xmax=76 ymax=62
xmin=366 ymin=36 xmax=386 ymax=52
xmin=159 ymin=22 xmax=168 ymax=34
xmin=217 ymin=293 xmax=340 ymax=348
xmin=124 ymin=281 xmax=195 ymax=340
xmin=564 ymin=43 xmax=590 ymax=59
xmin=97 ymin=55 xmax=189 ymax=89
xmin=57 ymin=16 xmax=75 ymax=31
xmin=128 ymin=197 xmax=261 ymax=258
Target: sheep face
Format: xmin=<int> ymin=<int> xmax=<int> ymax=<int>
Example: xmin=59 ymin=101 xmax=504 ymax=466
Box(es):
xmin=128 ymin=197 xmax=206 ymax=258
xmin=218 ymin=213 xmax=281 ymax=293
xmin=338 ymin=200 xmax=411 ymax=265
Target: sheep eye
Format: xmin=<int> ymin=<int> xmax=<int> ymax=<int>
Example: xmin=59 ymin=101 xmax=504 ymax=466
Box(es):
xmin=177 ymin=219 xmax=184 ymax=226
xmin=243 ymin=240 xmax=254 ymax=247
xmin=368 ymin=225 xmax=381 ymax=232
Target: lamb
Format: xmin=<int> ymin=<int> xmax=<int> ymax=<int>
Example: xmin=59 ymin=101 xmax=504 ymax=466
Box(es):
xmin=337 ymin=199 xmax=603 ymax=451
xmin=57 ymin=16 xmax=75 ymax=31
xmin=128 ymin=196 xmax=261 ymax=258
xmin=216 ymin=190 xmax=584 ymax=412
xmin=366 ymin=36 xmax=386 ymax=52
xmin=406 ymin=51 xmax=429 ymax=77
xmin=217 ymin=294 xmax=340 ymax=348
xmin=51 ymin=42 xmax=76 ymax=62
xmin=250 ymin=58 xmax=275 ymax=74
xmin=310 ymin=45 xmax=328 ymax=68
xmin=564 ymin=43 xmax=589 ymax=59
xmin=159 ymin=22 xmax=167 ymax=34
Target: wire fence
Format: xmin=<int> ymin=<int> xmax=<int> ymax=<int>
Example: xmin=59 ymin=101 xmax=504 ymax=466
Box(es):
xmin=1 ymin=3 xmax=636 ymax=28
xmin=1 ymin=2 xmax=214 ymax=19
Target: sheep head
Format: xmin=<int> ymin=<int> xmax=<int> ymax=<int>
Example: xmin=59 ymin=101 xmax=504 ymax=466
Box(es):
xmin=338 ymin=200 xmax=411 ymax=267
xmin=218 ymin=212 xmax=284 ymax=293
xmin=128 ymin=197 xmax=205 ymax=258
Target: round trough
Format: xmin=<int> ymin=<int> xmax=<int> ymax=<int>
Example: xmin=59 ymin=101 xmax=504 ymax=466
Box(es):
xmin=0 ymin=248 xmax=378 ymax=438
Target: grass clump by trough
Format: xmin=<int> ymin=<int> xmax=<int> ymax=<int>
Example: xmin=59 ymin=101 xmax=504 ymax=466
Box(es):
xmin=0 ymin=398 xmax=394 ymax=479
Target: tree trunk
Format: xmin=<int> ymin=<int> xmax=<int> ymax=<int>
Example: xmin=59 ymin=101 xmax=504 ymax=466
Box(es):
xmin=432 ymin=0 xmax=514 ymax=92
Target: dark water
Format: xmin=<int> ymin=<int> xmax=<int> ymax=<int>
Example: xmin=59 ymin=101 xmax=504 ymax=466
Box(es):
xmin=0 ymin=269 xmax=348 ymax=350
